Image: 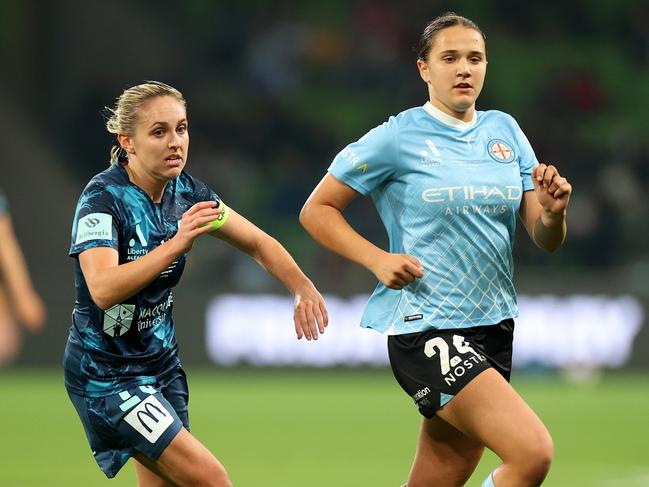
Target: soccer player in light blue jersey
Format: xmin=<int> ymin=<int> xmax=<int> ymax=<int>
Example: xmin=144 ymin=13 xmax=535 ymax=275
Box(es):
xmin=301 ymin=12 xmax=572 ymax=487
xmin=65 ymin=82 xmax=328 ymax=487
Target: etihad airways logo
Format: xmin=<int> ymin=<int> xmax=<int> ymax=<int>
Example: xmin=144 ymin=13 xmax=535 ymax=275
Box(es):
xmin=421 ymin=185 xmax=521 ymax=203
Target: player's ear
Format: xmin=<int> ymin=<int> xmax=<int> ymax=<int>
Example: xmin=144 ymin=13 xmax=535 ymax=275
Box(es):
xmin=118 ymin=134 xmax=135 ymax=155
xmin=416 ymin=59 xmax=431 ymax=84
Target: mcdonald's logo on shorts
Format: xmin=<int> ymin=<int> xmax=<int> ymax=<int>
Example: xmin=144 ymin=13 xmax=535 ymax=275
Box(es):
xmin=123 ymin=395 xmax=174 ymax=443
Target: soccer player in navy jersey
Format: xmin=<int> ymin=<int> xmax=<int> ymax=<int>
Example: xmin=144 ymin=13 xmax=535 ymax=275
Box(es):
xmin=0 ymin=190 xmax=46 ymax=364
xmin=65 ymin=81 xmax=328 ymax=487
xmin=300 ymin=13 xmax=571 ymax=487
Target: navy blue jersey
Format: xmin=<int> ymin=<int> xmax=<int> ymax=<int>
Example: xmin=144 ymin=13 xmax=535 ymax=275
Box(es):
xmin=64 ymin=163 xmax=220 ymax=397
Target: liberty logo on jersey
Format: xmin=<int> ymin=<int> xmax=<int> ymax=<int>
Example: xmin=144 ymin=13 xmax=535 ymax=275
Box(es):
xmin=487 ymin=139 xmax=515 ymax=163
xmin=129 ymin=224 xmax=148 ymax=247
xmin=127 ymin=224 xmax=149 ymax=260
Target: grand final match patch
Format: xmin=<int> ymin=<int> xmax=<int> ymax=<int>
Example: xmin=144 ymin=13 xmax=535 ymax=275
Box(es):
xmin=487 ymin=139 xmax=515 ymax=163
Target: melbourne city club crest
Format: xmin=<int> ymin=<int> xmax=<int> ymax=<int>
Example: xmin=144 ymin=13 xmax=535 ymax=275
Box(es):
xmin=487 ymin=139 xmax=515 ymax=163
xmin=103 ymin=304 xmax=135 ymax=337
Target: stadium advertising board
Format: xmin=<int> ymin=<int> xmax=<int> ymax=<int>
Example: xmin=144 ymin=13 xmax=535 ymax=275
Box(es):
xmin=206 ymin=294 xmax=643 ymax=370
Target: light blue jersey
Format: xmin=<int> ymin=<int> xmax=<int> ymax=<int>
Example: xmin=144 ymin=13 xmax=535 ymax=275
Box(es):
xmin=329 ymin=102 xmax=537 ymax=334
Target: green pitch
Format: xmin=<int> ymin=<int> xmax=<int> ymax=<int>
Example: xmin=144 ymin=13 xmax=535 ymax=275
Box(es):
xmin=1 ymin=369 xmax=648 ymax=487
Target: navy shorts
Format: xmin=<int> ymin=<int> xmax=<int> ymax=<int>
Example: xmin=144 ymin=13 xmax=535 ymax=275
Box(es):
xmin=388 ymin=319 xmax=514 ymax=418
xmin=67 ymin=368 xmax=190 ymax=478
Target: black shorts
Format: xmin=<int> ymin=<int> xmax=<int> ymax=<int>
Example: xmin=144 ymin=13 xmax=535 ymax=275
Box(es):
xmin=388 ymin=319 xmax=514 ymax=418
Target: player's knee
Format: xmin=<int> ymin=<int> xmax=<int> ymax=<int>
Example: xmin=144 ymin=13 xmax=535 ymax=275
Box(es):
xmin=532 ymin=437 xmax=553 ymax=482
xmin=206 ymin=465 xmax=233 ymax=487
xmin=516 ymin=432 xmax=553 ymax=484
xmin=409 ymin=455 xmax=479 ymax=487
xmin=446 ymin=449 xmax=482 ymax=485
xmin=187 ymin=463 xmax=232 ymax=487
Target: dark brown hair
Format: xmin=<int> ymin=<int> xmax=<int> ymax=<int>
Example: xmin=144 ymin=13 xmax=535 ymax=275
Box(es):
xmin=416 ymin=12 xmax=486 ymax=61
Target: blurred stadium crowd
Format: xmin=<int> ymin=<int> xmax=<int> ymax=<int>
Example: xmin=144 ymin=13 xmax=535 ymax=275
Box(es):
xmin=2 ymin=0 xmax=648 ymax=295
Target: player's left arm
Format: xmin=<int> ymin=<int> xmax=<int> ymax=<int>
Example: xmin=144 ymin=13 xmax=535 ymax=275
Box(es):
xmin=519 ymin=163 xmax=572 ymax=252
xmin=207 ymin=208 xmax=328 ymax=341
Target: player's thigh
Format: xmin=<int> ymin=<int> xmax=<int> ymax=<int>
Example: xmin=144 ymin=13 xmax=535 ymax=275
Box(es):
xmin=134 ymin=428 xmax=231 ymax=487
xmin=436 ymin=368 xmax=553 ymax=464
xmin=388 ymin=327 xmax=490 ymax=485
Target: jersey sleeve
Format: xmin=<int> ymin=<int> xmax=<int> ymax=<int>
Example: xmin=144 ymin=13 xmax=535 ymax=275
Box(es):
xmin=512 ymin=120 xmax=538 ymax=192
xmin=328 ymin=118 xmax=397 ymax=195
xmin=69 ymin=181 xmax=120 ymax=257
xmin=179 ymin=172 xmax=231 ymax=230
xmin=176 ymin=171 xmax=222 ymax=206
xmin=187 ymin=173 xmax=221 ymax=206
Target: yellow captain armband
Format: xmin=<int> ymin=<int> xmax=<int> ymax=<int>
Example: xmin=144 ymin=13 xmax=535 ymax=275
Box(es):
xmin=208 ymin=201 xmax=230 ymax=231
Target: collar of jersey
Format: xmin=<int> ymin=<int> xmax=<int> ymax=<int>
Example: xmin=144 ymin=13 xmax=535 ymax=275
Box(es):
xmin=113 ymin=162 xmax=174 ymax=204
xmin=423 ymin=101 xmax=477 ymax=130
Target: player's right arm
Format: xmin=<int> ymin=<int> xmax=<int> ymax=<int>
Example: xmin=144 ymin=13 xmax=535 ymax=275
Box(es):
xmin=0 ymin=213 xmax=46 ymax=330
xmin=300 ymin=174 xmax=423 ymax=290
xmin=80 ymin=201 xmax=221 ymax=310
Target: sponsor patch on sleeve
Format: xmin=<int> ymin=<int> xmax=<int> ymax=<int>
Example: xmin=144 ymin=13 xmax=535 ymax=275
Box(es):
xmin=75 ymin=213 xmax=113 ymax=244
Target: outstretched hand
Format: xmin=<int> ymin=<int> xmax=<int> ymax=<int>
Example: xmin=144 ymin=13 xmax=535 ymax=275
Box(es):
xmin=294 ymin=282 xmax=328 ymax=341
xmin=532 ymin=164 xmax=572 ymax=217
xmin=14 ymin=290 xmax=46 ymax=332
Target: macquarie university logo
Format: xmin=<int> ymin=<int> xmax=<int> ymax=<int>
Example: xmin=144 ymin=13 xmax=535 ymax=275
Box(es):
xmin=103 ymin=304 xmax=135 ymax=337
xmin=487 ymin=139 xmax=515 ymax=163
